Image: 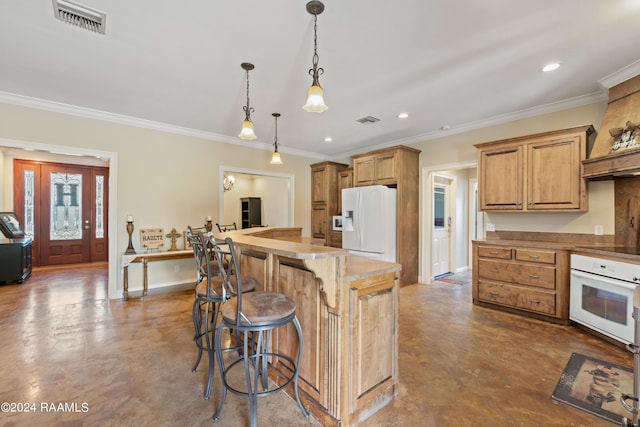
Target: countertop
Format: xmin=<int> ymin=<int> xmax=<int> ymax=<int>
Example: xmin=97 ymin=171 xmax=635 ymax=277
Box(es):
xmin=474 ymin=238 xmax=640 ymax=263
xmin=218 ymin=227 xmax=402 ymax=278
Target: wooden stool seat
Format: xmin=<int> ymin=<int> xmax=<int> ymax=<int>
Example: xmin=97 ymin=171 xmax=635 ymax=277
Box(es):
xmin=220 ymin=292 xmax=296 ymax=326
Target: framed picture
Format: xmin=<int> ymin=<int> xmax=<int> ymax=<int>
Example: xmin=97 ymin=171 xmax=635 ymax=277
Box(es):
xmin=184 ymin=231 xmax=193 ymax=250
xmin=0 ymin=212 xmax=25 ymax=239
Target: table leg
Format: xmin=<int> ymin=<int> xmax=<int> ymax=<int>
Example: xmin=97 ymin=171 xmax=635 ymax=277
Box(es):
xmin=123 ymin=265 xmax=129 ymax=300
xmin=143 ymin=258 xmax=149 ymax=298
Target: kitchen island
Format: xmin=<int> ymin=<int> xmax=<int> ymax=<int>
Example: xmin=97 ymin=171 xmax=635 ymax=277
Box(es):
xmin=216 ymin=227 xmax=401 ymax=427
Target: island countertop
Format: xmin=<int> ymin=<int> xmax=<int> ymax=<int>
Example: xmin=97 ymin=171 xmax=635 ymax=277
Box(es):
xmin=217 ymin=226 xmax=401 ymax=279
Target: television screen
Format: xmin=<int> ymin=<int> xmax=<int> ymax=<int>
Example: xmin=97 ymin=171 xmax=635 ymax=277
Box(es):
xmin=0 ymin=212 xmax=25 ymax=239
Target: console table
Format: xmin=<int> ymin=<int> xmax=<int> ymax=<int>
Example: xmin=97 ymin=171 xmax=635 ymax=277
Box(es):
xmin=121 ymin=250 xmax=193 ymax=299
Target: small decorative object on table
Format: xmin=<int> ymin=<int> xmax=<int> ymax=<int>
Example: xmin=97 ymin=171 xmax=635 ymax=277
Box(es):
xmin=165 ymin=228 xmax=182 ymax=251
xmin=140 ymin=228 xmax=164 ymax=252
xmin=205 ymin=216 xmax=213 ymax=232
xmin=125 ymin=215 xmax=136 ymax=254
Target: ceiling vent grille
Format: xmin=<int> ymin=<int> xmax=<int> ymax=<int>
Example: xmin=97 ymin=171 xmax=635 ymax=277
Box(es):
xmin=53 ymin=0 xmax=106 ymax=34
xmin=356 ymin=116 xmax=381 ymax=124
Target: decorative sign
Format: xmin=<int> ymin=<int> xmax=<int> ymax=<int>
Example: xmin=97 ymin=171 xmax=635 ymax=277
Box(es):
xmin=140 ymin=228 xmax=164 ymax=250
xmin=609 ymin=121 xmax=640 ymax=153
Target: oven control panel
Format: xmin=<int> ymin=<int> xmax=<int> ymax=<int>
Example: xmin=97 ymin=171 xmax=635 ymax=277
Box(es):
xmin=571 ymin=254 xmax=640 ymax=283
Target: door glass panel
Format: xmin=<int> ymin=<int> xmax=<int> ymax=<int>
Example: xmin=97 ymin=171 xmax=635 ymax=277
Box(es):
xmin=23 ymin=169 xmax=35 ymax=239
xmin=581 ymin=284 xmax=627 ymax=325
xmin=434 ymin=186 xmax=445 ymax=228
xmin=96 ymin=175 xmax=104 ymax=238
xmin=50 ymin=172 xmax=82 ymax=240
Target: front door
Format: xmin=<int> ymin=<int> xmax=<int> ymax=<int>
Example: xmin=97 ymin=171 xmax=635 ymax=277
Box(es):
xmin=14 ymin=160 xmax=109 ymax=266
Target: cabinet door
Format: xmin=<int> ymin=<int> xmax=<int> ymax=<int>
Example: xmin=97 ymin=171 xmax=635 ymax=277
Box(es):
xmin=337 ymin=170 xmax=353 ymax=214
xmin=312 ymin=204 xmax=327 ymax=239
xmin=311 ymin=166 xmax=327 ymax=203
xmin=353 ymin=156 xmax=376 ymax=186
xmin=479 ymin=145 xmax=523 ymax=210
xmin=527 ymin=136 xmax=583 ymax=210
xmin=374 ymin=153 xmax=396 ymax=184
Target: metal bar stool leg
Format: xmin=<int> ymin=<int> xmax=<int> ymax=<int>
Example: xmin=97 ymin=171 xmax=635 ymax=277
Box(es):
xmin=191 ymin=296 xmax=204 ymax=372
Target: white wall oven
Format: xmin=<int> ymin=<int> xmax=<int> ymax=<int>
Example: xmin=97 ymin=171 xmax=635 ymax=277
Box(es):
xmin=570 ymin=254 xmax=640 ymax=344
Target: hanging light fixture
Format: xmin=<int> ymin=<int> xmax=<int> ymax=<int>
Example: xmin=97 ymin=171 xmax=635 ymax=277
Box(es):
xmin=303 ymin=1 xmax=328 ymax=113
xmin=270 ymin=113 xmax=283 ymax=165
xmin=238 ymin=62 xmax=257 ymax=140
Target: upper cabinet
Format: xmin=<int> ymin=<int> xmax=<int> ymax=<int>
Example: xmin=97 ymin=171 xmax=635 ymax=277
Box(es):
xmin=310 ymin=161 xmax=349 ymax=244
xmin=337 ymin=168 xmax=353 ymax=214
xmin=476 ymin=125 xmax=594 ymax=212
xmin=353 ymin=150 xmax=397 ymax=186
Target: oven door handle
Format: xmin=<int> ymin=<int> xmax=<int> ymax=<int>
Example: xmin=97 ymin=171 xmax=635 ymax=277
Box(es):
xmin=571 ymin=270 xmax=638 ymax=292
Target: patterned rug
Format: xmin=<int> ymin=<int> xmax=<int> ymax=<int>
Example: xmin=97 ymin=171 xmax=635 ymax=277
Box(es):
xmin=552 ymin=352 xmax=634 ymax=424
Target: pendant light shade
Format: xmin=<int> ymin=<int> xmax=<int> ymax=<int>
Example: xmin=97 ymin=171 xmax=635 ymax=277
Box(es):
xmin=270 ymin=113 xmax=283 ymax=164
xmin=238 ymin=62 xmax=257 ymax=140
xmin=303 ymin=1 xmax=328 ymax=113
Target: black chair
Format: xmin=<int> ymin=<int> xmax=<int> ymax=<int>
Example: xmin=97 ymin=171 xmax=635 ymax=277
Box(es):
xmin=216 ymin=222 xmax=237 ymax=232
xmin=187 ymin=230 xmax=256 ymax=400
xmin=211 ymin=236 xmax=308 ymax=426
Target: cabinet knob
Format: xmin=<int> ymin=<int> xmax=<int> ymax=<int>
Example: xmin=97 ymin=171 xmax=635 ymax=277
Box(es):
xmin=529 ymin=255 xmax=540 ymax=259
xmin=490 ymin=269 xmax=499 ymax=273
xmin=530 ymin=299 xmax=540 ymax=304
xmin=528 ymin=274 xmax=540 ymax=279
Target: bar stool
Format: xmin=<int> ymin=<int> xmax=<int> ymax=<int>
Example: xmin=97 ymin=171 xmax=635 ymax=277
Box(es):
xmin=211 ymin=236 xmax=309 ymax=426
xmin=188 ymin=230 xmax=256 ymax=400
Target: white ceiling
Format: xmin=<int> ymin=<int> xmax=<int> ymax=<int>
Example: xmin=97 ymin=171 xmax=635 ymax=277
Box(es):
xmin=2 ymin=0 xmax=640 ymax=159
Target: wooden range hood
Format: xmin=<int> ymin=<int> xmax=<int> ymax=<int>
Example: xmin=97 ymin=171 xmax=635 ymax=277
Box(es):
xmin=583 ymin=74 xmax=640 ymax=180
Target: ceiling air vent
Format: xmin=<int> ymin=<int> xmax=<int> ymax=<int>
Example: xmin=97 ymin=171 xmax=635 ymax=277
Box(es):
xmin=356 ymin=116 xmax=381 ymax=124
xmin=53 ymin=0 xmax=106 ymax=34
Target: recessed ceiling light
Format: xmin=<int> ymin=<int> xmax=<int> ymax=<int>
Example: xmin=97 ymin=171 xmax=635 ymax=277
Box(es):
xmin=541 ymin=63 xmax=560 ymax=72
xmin=324 ymin=137 xmax=333 ymax=143
xmin=397 ymin=112 xmax=409 ymax=119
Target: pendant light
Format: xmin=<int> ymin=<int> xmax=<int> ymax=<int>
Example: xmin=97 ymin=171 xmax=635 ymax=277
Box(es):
xmin=270 ymin=113 xmax=283 ymax=165
xmin=238 ymin=62 xmax=257 ymax=140
xmin=303 ymin=1 xmax=328 ymax=113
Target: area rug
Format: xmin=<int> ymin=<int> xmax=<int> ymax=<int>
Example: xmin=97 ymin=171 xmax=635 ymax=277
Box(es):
xmin=552 ymin=352 xmax=633 ymax=424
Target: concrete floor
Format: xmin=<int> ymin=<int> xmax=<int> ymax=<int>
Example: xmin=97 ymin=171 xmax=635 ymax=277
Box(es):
xmin=0 ymin=265 xmax=632 ymax=426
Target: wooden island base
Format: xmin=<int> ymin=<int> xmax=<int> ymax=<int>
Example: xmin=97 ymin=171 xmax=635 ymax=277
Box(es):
xmin=219 ymin=227 xmax=401 ymax=426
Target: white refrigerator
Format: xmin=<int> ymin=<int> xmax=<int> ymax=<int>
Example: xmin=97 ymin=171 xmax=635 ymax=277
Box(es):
xmin=341 ymin=185 xmax=396 ymax=262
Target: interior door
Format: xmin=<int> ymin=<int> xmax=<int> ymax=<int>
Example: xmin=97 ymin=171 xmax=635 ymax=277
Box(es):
xmin=13 ymin=160 xmax=109 ymax=266
xmin=432 ymin=183 xmax=451 ymax=277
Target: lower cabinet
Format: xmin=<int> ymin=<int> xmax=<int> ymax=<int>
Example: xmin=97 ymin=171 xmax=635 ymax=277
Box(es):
xmin=472 ymin=241 xmax=570 ymax=323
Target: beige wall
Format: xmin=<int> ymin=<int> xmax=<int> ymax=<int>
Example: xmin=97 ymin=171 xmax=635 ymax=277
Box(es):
xmin=0 ymin=102 xmax=318 ymax=298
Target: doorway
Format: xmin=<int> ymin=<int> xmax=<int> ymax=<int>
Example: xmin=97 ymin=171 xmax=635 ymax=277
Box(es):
xmin=432 ymin=178 xmax=452 ymax=277
xmin=13 ymin=159 xmax=109 ymax=267
xmin=421 ymin=162 xmax=478 ymax=284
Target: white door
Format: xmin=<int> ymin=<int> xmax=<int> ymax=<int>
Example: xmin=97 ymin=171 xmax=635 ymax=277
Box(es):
xmin=432 ymin=182 xmax=451 ymax=277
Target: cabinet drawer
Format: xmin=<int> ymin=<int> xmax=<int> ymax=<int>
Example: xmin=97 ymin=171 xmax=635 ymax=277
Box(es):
xmin=328 ymin=231 xmax=342 ymax=248
xmin=514 ymin=248 xmax=555 ymax=264
xmin=478 ymin=259 xmax=556 ymax=289
xmin=478 ymin=281 xmax=556 ymax=316
xmin=477 ymin=246 xmax=512 ymax=260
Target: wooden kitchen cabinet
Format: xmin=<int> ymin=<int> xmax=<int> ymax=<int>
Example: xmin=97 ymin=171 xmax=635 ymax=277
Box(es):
xmin=472 ymin=241 xmax=570 ymax=323
xmin=310 ymin=161 xmax=349 ymax=245
xmin=476 ymin=125 xmax=594 ymax=212
xmin=337 ymin=168 xmax=353 ymax=215
xmin=351 ymin=145 xmax=421 ymax=286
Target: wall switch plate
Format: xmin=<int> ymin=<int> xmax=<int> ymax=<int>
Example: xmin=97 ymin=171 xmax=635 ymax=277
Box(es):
xmin=174 ymin=265 xmax=180 ymax=273
xmin=486 ymin=223 xmax=496 ymax=232
xmin=594 ymin=225 xmax=603 ymax=235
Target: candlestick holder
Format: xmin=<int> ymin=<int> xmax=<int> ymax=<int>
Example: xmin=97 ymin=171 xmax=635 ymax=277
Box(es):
xmin=125 ymin=220 xmax=136 ymax=254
